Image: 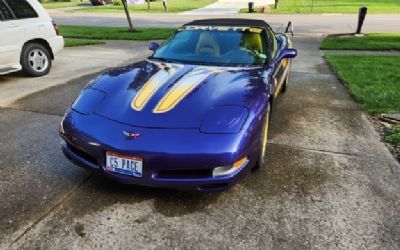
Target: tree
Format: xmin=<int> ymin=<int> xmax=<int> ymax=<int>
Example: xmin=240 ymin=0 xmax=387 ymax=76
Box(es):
xmin=163 ymin=0 xmax=168 ymax=12
xmin=274 ymin=0 xmax=279 ymax=9
xmin=122 ymin=0 xmax=135 ymax=32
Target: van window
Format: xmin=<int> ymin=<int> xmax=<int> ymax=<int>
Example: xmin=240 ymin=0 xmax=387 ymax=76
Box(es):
xmin=0 ymin=0 xmax=14 ymax=21
xmin=4 ymin=0 xmax=38 ymax=19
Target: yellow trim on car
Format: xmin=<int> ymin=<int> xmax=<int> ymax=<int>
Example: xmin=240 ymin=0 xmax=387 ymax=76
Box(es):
xmin=131 ymin=63 xmax=183 ymax=111
xmin=181 ymin=26 xmax=263 ymax=33
xmin=153 ymin=67 xmax=222 ymax=113
xmin=273 ymin=60 xmax=290 ymax=98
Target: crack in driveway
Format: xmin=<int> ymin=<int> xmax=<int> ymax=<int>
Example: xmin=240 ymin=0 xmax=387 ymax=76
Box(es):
xmin=8 ymin=174 xmax=94 ymax=248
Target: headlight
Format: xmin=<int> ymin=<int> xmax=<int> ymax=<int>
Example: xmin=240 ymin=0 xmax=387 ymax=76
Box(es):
xmin=200 ymin=106 xmax=249 ymax=134
xmin=213 ymin=157 xmax=248 ymax=177
xmin=71 ymin=88 xmax=106 ymax=115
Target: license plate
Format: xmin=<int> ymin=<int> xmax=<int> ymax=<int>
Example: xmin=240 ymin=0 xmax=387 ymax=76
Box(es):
xmin=106 ymin=152 xmax=143 ymax=177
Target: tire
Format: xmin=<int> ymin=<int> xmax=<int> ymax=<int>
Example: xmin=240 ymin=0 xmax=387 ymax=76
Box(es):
xmin=254 ymin=102 xmax=271 ymax=170
xmin=20 ymin=43 xmax=52 ymax=77
xmin=280 ymin=74 xmax=288 ymax=93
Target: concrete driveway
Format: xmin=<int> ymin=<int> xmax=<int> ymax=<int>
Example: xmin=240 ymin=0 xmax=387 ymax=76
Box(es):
xmin=0 ymin=40 xmax=151 ymax=107
xmin=1 ymin=36 xmax=400 ymax=249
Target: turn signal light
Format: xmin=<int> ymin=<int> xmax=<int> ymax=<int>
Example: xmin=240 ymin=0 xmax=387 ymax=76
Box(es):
xmin=212 ymin=157 xmax=248 ymax=177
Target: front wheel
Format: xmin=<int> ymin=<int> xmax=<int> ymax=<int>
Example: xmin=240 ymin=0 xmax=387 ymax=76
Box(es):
xmin=20 ymin=43 xmax=52 ymax=77
xmin=280 ymin=74 xmax=288 ymax=93
xmin=254 ymin=102 xmax=271 ymax=170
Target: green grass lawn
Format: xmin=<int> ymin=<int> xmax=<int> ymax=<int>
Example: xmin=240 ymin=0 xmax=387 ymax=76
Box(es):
xmin=64 ymin=38 xmax=105 ymax=47
xmin=325 ymin=55 xmax=400 ymax=114
xmin=386 ymin=125 xmax=400 ymax=144
xmin=321 ymin=33 xmax=400 ymax=51
xmin=46 ymin=0 xmax=216 ymax=13
xmin=241 ymin=0 xmax=400 ymax=14
xmin=59 ymin=25 xmax=175 ymax=40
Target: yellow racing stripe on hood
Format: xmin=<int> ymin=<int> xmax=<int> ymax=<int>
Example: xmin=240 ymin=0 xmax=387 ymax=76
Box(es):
xmin=153 ymin=67 xmax=222 ymax=113
xmin=131 ymin=63 xmax=183 ymax=111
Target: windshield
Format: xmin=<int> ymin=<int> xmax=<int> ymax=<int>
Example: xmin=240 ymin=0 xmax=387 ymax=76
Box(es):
xmin=152 ymin=26 xmax=268 ymax=66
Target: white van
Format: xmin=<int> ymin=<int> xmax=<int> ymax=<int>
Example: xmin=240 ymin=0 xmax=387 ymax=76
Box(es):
xmin=0 ymin=0 xmax=64 ymax=77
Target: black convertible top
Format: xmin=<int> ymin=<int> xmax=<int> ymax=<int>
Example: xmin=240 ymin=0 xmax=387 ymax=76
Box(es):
xmin=184 ymin=18 xmax=271 ymax=30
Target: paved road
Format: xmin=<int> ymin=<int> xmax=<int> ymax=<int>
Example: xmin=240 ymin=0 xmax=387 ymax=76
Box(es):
xmin=181 ymin=0 xmax=275 ymax=15
xmin=50 ymin=9 xmax=400 ymax=34
xmin=1 ymin=35 xmax=400 ymax=249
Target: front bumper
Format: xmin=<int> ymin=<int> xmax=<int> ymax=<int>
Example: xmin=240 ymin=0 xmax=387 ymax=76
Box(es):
xmin=60 ymin=110 xmax=258 ymax=191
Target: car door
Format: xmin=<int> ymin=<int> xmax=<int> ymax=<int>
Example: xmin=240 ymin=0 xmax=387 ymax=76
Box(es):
xmin=0 ymin=0 xmax=24 ymax=71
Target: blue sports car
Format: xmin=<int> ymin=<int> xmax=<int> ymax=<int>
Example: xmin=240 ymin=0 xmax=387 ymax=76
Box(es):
xmin=60 ymin=19 xmax=297 ymax=191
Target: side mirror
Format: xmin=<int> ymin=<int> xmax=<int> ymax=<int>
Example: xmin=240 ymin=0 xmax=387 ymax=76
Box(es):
xmin=149 ymin=42 xmax=160 ymax=51
xmin=275 ymin=48 xmax=297 ymax=63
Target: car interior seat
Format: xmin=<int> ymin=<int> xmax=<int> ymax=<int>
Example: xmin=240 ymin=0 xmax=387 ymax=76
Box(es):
xmin=195 ymin=32 xmax=221 ymax=56
xmin=242 ymin=33 xmax=264 ymax=54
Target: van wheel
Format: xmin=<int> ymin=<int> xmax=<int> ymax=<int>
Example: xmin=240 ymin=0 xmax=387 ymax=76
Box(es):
xmin=21 ymin=43 xmax=52 ymax=77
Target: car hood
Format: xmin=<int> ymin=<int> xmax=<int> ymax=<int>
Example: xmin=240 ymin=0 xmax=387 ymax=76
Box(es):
xmin=91 ymin=60 xmax=267 ymax=128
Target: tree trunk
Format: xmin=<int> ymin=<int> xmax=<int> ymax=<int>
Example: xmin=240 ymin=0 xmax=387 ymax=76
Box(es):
xmin=122 ymin=0 xmax=135 ymax=32
xmin=274 ymin=0 xmax=279 ymax=9
xmin=163 ymin=0 xmax=168 ymax=12
xmin=146 ymin=0 xmax=150 ymax=10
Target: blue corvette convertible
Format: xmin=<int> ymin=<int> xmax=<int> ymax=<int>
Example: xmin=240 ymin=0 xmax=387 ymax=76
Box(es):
xmin=60 ymin=19 xmax=297 ymax=191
